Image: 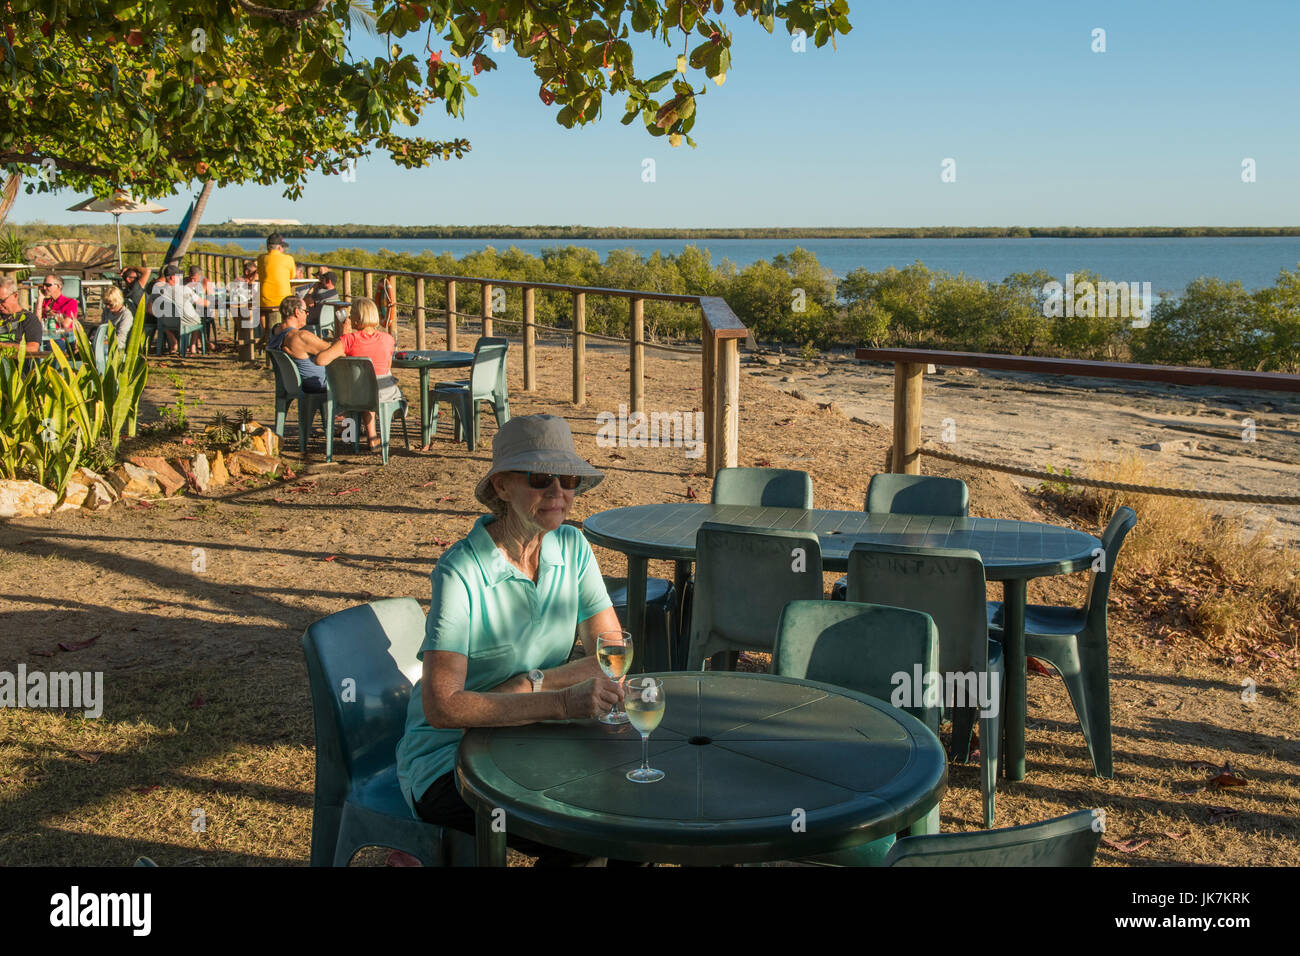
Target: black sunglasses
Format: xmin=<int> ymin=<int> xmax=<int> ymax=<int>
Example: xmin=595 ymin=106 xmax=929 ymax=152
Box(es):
xmin=520 ymin=472 xmax=581 ymax=490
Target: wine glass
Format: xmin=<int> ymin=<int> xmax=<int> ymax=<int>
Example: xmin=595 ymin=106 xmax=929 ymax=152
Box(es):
xmin=625 ymin=677 xmax=666 ymax=783
xmin=595 ymin=630 xmax=633 ymax=725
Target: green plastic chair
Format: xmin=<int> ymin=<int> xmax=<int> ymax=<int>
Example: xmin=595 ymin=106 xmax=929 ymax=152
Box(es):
xmin=774 ymin=599 xmax=943 ymax=856
xmin=712 ymin=467 xmax=814 ymax=508
xmin=987 ymin=506 xmax=1137 ymax=779
xmin=90 ymin=322 xmax=110 ymax=375
xmin=884 ymin=809 xmax=1103 ymax=866
xmin=431 ymin=336 xmax=509 ymax=452
xmin=601 ymin=576 xmax=675 ymax=674
xmin=324 ymin=356 xmax=410 ymax=465
xmin=311 ymin=301 xmax=336 ymax=339
xmin=60 ymin=275 xmax=86 ymax=316
xmin=268 ymin=347 xmax=331 ymax=454
xmin=847 ymin=543 xmax=1004 ymax=828
xmin=685 ymin=522 xmax=824 ymax=671
xmin=301 ymin=597 xmax=472 ymax=867
xmin=832 ymin=473 xmax=969 ymax=600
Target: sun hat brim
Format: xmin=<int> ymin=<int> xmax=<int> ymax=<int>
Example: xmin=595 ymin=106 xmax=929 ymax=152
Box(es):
xmin=474 ymin=414 xmax=603 ymax=508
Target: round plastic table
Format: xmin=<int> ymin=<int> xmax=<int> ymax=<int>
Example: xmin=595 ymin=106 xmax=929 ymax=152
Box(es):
xmin=390 ymin=349 xmax=474 ymax=447
xmin=455 ymin=671 xmax=948 ymax=866
xmin=582 ymin=503 xmax=1103 ymax=782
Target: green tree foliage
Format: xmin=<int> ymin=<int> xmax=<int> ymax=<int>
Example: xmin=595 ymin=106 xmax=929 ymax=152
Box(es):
xmin=2 ymin=1 xmax=852 ymax=200
xmin=1131 ymin=277 xmax=1262 ymax=369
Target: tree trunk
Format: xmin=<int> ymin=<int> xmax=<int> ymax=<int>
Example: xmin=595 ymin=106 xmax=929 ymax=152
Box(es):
xmin=168 ymin=179 xmax=214 ymax=265
xmin=0 ymin=173 xmax=20 ymax=227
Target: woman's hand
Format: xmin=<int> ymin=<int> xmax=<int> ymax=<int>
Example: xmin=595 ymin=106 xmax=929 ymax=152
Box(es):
xmin=561 ymin=677 xmax=624 ymax=720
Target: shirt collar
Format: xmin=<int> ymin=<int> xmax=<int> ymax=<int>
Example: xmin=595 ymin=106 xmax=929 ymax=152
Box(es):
xmin=467 ymin=515 xmax=564 ymax=586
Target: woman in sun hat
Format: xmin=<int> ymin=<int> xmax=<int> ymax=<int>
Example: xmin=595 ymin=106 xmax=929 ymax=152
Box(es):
xmin=396 ymin=414 xmax=625 ymax=865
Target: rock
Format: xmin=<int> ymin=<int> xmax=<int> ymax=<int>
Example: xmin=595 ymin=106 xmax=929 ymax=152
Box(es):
xmin=248 ymin=425 xmax=280 ymax=458
xmin=225 ymin=452 xmax=242 ymax=479
xmin=210 ymin=451 xmax=230 ymax=486
xmin=779 ymin=375 xmax=795 ymax=383
xmin=108 ymin=462 xmax=161 ymax=499
xmin=851 ymin=416 xmax=873 ymax=426
xmin=790 ymin=390 xmax=809 ymax=402
xmin=128 ymin=455 xmax=186 ymax=497
xmin=58 ymin=481 xmax=90 ymax=511
xmin=190 ymin=453 xmax=211 ymax=493
xmin=758 ymin=355 xmax=782 ymax=366
xmin=232 ymin=451 xmax=281 ymax=477
xmin=1140 ymin=440 xmax=1199 ymax=454
xmin=926 ymin=364 xmax=937 ymax=374
xmin=0 ymin=479 xmax=59 ymax=518
xmin=817 ymin=401 xmax=842 ymax=416
xmin=72 ymin=466 xmax=104 ymax=487
xmin=82 ymin=480 xmax=115 ymax=511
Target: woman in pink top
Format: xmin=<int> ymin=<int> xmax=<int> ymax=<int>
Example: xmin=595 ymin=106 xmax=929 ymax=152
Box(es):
xmin=315 ymin=297 xmax=403 ymax=450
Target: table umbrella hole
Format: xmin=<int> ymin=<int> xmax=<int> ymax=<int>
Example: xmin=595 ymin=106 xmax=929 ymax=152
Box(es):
xmin=688 ymin=736 xmax=713 ymax=746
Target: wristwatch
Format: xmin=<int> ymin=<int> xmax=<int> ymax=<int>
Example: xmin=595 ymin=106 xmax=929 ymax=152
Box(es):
xmin=528 ymin=669 xmax=544 ymax=693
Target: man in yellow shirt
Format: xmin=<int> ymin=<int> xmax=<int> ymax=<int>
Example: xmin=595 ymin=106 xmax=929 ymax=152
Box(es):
xmin=256 ymin=233 xmax=296 ymax=343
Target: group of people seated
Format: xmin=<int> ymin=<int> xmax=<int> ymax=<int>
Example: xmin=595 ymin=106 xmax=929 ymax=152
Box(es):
xmin=0 ymin=273 xmax=84 ymax=358
xmin=268 ymin=293 xmax=402 ymax=450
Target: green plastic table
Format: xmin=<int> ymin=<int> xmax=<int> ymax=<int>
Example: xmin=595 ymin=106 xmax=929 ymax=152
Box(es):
xmin=390 ymin=349 xmax=474 ymax=447
xmin=456 ymin=671 xmax=948 ymax=866
xmin=582 ymin=503 xmax=1102 ymax=782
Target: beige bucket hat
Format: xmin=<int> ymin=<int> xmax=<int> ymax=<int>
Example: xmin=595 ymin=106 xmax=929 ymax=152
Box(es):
xmin=475 ymin=414 xmax=604 ymax=507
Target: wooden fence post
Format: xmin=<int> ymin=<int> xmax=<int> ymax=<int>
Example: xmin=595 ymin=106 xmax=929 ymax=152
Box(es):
xmin=415 ymin=277 xmax=426 ymax=350
xmin=363 ymin=271 xmax=374 ymax=301
xmin=718 ymin=337 xmax=740 ymax=469
xmin=572 ymin=291 xmax=586 ymax=406
xmin=523 ymin=286 xmax=536 ymax=391
xmin=481 ymin=283 xmax=493 ymax=338
xmin=342 ymin=270 xmax=351 ymax=300
xmin=630 ymin=298 xmax=644 ymax=415
xmin=445 ymin=280 xmax=457 ymax=352
xmin=892 ymin=362 xmax=924 ymax=474
xmin=702 ymin=329 xmax=716 ymax=475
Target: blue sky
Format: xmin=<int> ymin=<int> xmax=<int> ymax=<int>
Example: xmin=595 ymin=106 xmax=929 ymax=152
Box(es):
xmin=15 ymin=0 xmax=1300 ymax=227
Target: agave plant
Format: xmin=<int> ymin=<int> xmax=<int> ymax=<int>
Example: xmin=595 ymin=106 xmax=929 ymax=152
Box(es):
xmin=207 ymin=412 xmax=235 ymax=445
xmin=234 ymin=406 xmax=256 ymax=427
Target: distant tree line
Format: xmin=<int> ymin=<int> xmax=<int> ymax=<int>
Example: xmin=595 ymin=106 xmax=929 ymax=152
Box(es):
xmin=119 ymin=237 xmax=1300 ymax=373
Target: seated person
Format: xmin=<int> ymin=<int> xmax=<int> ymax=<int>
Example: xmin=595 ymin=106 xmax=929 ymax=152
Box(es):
xmin=304 ymin=270 xmax=339 ymax=327
xmin=0 ymin=277 xmax=42 ymax=355
xmin=395 ymin=414 xmax=621 ymax=866
xmin=151 ymin=264 xmax=203 ymax=355
xmin=120 ymin=265 xmax=152 ymax=315
xmin=267 ymin=294 xmax=301 ymax=349
xmin=269 ymin=296 xmax=330 ymax=393
xmin=36 ymin=275 xmax=79 ymax=332
xmin=314 ymin=297 xmax=402 ymax=450
xmin=101 ymin=285 xmax=134 ymax=349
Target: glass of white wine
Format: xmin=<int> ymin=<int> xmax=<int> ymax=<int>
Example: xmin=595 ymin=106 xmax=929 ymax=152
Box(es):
xmin=595 ymin=630 xmax=633 ymax=725
xmin=625 ymin=677 xmax=666 ymax=783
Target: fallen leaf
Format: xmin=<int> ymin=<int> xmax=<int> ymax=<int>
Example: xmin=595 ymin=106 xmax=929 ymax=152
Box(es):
xmin=1101 ymin=837 xmax=1150 ymax=853
xmin=332 ymin=487 xmax=361 ymax=497
xmin=609 ymin=453 xmax=626 ymax=460
xmin=1163 ymin=831 xmax=1189 ymax=841
xmin=1209 ymin=768 xmax=1248 ymax=788
xmin=58 ymin=636 xmax=99 ymax=652
xmin=73 ymin=751 xmax=102 ymax=763
xmin=437 ymin=495 xmax=453 ymax=502
xmin=272 ymin=497 xmax=287 ymax=503
xmin=1028 ymin=657 xmax=1054 ymax=676
xmin=685 ymin=487 xmax=698 ymax=500
xmin=386 ymin=850 xmax=423 ymax=867
xmin=432 ymin=538 xmax=451 ymax=547
xmin=358 ymin=590 xmax=375 ymax=600
xmin=1207 ymin=806 xmax=1240 ymax=824
xmin=753 ymin=459 xmax=772 ymax=467
xmin=133 ymin=784 xmax=161 ymax=794
xmin=181 ymin=437 xmax=194 ymax=445
xmin=179 ymin=516 xmax=200 ymax=521
xmin=189 ymin=693 xmax=206 ymax=709
xmin=323 ymin=555 xmax=337 ymax=562
xmin=419 ymin=481 xmax=438 ymax=487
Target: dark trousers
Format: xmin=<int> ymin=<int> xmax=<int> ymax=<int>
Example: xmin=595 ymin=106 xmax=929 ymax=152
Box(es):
xmin=414 ymin=772 xmax=598 ymax=867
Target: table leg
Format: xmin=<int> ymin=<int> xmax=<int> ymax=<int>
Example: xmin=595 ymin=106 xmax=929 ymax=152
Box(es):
xmin=475 ymin=806 xmax=507 ymax=866
xmin=1001 ymin=578 xmax=1027 ymax=781
xmin=419 ymin=367 xmax=433 ymax=448
xmin=626 ymin=555 xmax=658 ymax=672
xmin=672 ymin=559 xmax=692 ymax=668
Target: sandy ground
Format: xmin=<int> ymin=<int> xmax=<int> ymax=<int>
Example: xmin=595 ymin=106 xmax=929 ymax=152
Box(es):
xmin=748 ymin=349 xmax=1300 ymax=544
xmin=0 ymin=327 xmax=1296 ymax=866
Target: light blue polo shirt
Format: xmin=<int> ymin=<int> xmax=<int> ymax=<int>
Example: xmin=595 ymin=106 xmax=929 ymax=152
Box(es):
xmin=396 ymin=515 xmax=613 ymax=813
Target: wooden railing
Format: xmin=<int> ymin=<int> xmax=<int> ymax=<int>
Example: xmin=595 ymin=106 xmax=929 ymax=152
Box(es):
xmin=856 ymin=348 xmax=1300 ymax=474
xmin=126 ymin=249 xmax=747 ymax=471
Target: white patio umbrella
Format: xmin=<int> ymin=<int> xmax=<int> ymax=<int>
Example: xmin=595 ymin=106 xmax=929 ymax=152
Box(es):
xmin=66 ymin=190 xmax=168 ymax=269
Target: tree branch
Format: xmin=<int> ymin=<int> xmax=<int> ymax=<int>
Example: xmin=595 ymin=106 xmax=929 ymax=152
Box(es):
xmin=235 ymin=0 xmax=330 ymax=28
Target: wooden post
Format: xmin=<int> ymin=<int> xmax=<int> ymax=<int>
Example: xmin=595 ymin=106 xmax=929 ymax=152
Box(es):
xmin=702 ymin=328 xmax=716 ymax=475
xmin=414 ymin=276 xmax=426 ymax=350
xmin=572 ymin=292 xmax=586 ymax=406
xmin=342 ymin=270 xmax=351 ymax=299
xmin=363 ymin=271 xmax=374 ymax=301
xmin=523 ymin=286 xmax=536 ymax=391
xmin=892 ymin=362 xmax=924 ymax=474
xmin=445 ymin=280 xmax=457 ymax=352
xmin=630 ymin=298 xmax=644 ymax=415
xmin=718 ymin=338 xmax=740 ymax=469
xmin=481 ymin=283 xmax=493 ymax=338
